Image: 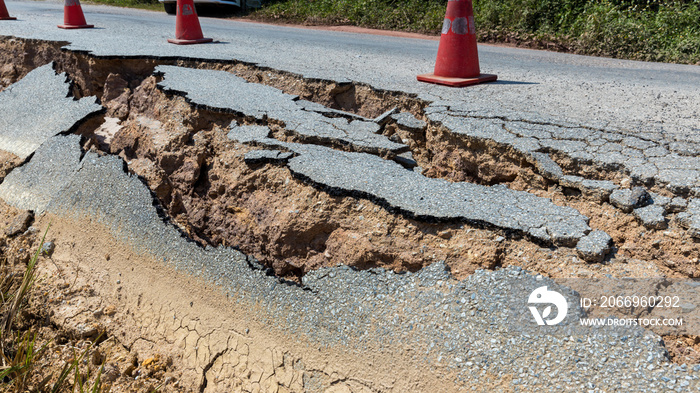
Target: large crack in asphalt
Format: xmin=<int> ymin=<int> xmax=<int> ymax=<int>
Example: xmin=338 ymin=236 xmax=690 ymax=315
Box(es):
xmin=1 ymin=37 xmax=699 ymax=281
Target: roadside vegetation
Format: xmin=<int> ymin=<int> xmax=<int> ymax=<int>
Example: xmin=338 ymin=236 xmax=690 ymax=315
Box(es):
xmin=81 ymin=0 xmax=700 ymax=64
xmin=84 ymin=0 xmax=162 ymax=12
xmin=252 ymin=0 xmax=700 ymax=64
xmin=0 ymin=227 xmax=106 ymax=392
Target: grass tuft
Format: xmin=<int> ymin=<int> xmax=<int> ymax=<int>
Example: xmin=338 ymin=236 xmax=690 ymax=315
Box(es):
xmin=0 ymin=225 xmax=108 ymax=392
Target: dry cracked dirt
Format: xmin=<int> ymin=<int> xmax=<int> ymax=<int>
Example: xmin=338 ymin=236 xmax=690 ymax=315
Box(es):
xmin=0 ymin=36 xmax=699 ymax=392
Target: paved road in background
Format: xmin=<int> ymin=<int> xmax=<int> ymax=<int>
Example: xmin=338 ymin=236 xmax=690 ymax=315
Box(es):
xmin=3 ymin=0 xmax=700 ymax=138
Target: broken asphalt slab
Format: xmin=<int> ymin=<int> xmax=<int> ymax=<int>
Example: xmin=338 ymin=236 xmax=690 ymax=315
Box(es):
xmin=0 ymin=134 xmax=83 ymax=214
xmin=0 ymin=63 xmax=102 ymax=159
xmin=156 ymin=64 xmax=606 ymax=252
xmin=428 ymin=110 xmax=700 ymax=195
xmin=155 ymin=65 xmax=406 ymax=155
xmin=226 ymin=124 xmax=595 ymax=248
xmin=425 ymin=110 xmax=700 ymax=239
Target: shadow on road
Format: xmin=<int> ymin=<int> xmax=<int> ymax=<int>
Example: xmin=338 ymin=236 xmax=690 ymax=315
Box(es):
xmin=493 ymin=80 xmax=539 ymax=85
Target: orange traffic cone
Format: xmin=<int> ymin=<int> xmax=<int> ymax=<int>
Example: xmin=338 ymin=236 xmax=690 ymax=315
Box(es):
xmin=1 ymin=0 xmax=17 ymax=20
xmin=168 ymin=0 xmax=212 ymax=45
xmin=58 ymin=0 xmax=94 ymax=29
xmin=417 ymin=0 xmax=496 ymax=87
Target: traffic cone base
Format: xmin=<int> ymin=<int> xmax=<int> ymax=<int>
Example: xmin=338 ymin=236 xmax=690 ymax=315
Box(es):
xmin=0 ymin=17 xmax=16 ymax=20
xmin=167 ymin=37 xmax=213 ymax=45
xmin=417 ymin=72 xmax=497 ymax=87
xmin=58 ymin=23 xmax=94 ymax=29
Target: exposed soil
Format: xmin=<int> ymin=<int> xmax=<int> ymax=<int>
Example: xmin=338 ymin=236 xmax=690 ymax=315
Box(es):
xmin=0 ymin=151 xmax=22 ymax=182
xmin=665 ymin=335 xmax=700 ymax=365
xmin=0 ymin=36 xmax=698 ymax=371
xmin=0 ymin=200 xmax=185 ymax=392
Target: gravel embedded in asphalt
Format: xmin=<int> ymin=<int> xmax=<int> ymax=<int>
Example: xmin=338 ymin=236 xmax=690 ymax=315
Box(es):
xmin=634 ymin=204 xmax=668 ymax=230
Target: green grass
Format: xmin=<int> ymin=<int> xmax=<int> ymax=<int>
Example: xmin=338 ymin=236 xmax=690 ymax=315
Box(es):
xmin=251 ymin=0 xmax=700 ymax=64
xmin=0 ymin=226 xmax=107 ymax=392
xmin=252 ymin=0 xmax=447 ymax=32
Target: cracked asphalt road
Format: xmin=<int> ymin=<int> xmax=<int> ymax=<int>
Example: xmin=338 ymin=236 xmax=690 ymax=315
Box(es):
xmin=156 ymin=66 xmax=404 ymax=154
xmin=0 ymin=64 xmax=101 ymax=159
xmin=1 ymin=1 xmax=700 ymax=392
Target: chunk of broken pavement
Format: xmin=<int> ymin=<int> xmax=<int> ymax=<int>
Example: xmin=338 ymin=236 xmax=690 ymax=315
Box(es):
xmin=244 ymin=149 xmax=293 ymax=165
xmin=391 ymin=112 xmax=427 ymax=131
xmin=374 ymin=107 xmax=398 ymax=125
xmin=4 ymin=210 xmax=33 ymax=237
xmin=227 ymin=123 xmax=271 ymax=143
xmin=560 ymin=175 xmax=618 ymax=203
xmin=668 ymin=197 xmax=687 ymax=213
xmin=609 ymin=187 xmax=651 ymax=213
xmin=576 ymin=230 xmax=613 ymax=263
xmin=633 ymin=205 xmax=667 ymax=229
xmin=394 ymin=151 xmax=417 ymax=168
xmin=647 ymin=192 xmax=671 ymax=208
